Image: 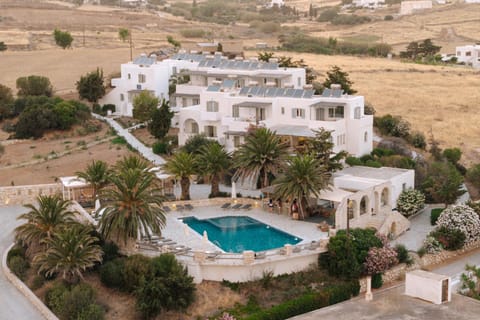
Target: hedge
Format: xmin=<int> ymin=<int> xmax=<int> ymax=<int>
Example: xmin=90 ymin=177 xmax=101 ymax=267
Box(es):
xmin=242 ymin=281 xmax=359 ymax=320
xmin=430 ymin=208 xmax=444 ymax=225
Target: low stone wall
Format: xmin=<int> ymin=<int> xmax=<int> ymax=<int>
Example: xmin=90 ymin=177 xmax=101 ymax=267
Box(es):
xmin=419 ymin=239 xmax=480 ymax=268
xmin=2 ymin=243 xmax=58 ymax=320
xmin=0 ymin=184 xmax=61 ymax=206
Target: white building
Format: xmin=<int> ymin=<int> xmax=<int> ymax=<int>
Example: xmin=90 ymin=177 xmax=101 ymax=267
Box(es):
xmin=456 ymin=44 xmax=480 ymax=69
xmin=101 ymin=52 xmax=306 ymax=117
xmin=177 ymin=83 xmax=373 ymax=157
xmin=268 ymin=0 xmax=285 ymax=8
xmin=352 ymin=0 xmax=385 ymax=9
xmin=400 ymin=0 xmax=432 ymax=15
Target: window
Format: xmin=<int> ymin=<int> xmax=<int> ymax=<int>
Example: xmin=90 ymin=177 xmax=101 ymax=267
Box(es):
xmin=138 ymin=74 xmax=146 ymax=83
xmin=315 ymin=108 xmax=325 ymax=121
xmin=354 ymin=107 xmax=361 ymax=119
xmin=206 ymin=101 xmax=219 ymax=112
xmin=281 ymin=107 xmax=285 ymax=115
xmin=120 ymin=94 xmax=124 ymax=101
xmin=127 ymin=73 xmax=131 ymax=80
xmin=182 ymin=97 xmax=187 ymax=107
xmin=232 ymin=105 xmax=239 ymax=118
xmin=172 ymin=66 xmax=177 ymax=75
xmin=233 ymin=136 xmax=241 ymax=148
xmin=256 ymin=108 xmax=266 ymax=121
xmin=329 ymin=106 xmax=344 ymax=118
xmin=204 ymin=125 xmax=217 ymax=137
xmin=457 ymin=51 xmax=461 ymax=56
xmin=291 ymin=108 xmax=305 ymax=119
xmin=297 ymin=77 xmax=301 ymax=87
xmin=192 ymin=98 xmax=200 ymax=105
xmin=466 ymin=51 xmax=472 ymax=56
xmin=191 ymin=122 xmax=199 ymax=134
xmin=364 ymin=131 xmax=368 ymax=142
xmin=402 ymin=183 xmax=407 ymax=191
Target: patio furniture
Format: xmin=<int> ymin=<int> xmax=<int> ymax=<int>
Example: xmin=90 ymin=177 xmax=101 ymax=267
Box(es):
xmin=162 ymin=206 xmax=171 ymax=213
xmin=185 ymin=204 xmax=194 ymax=210
xmin=278 ymin=248 xmax=287 ymax=255
xmin=240 ymin=204 xmax=252 ymax=210
xmin=254 ymin=252 xmax=266 ymax=259
xmin=292 ymin=246 xmax=302 ymax=253
xmin=176 ymin=205 xmax=185 ymax=211
xmin=231 ymin=204 xmax=242 ymax=210
xmin=220 ymin=203 xmax=231 ymax=209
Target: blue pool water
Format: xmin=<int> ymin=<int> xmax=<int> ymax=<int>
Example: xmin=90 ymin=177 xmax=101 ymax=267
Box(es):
xmin=181 ymin=216 xmax=302 ymax=253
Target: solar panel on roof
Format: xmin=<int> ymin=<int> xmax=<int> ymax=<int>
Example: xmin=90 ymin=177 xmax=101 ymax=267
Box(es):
xmin=205 ymin=60 xmax=214 ymax=67
xmin=206 ymin=86 xmax=220 ymax=92
xmin=266 ymin=88 xmax=277 ymax=97
xmin=322 ymin=88 xmax=332 ymax=97
xmin=257 ymin=87 xmax=267 ymax=96
xmin=285 ymin=88 xmax=296 ymax=97
xmin=239 ymin=87 xmax=249 ymax=95
xmin=249 ymin=62 xmax=258 ymax=70
xmin=293 ymin=89 xmax=304 ymax=98
xmin=222 ymin=79 xmax=236 ymax=88
xmin=226 ymin=61 xmax=235 ymax=69
xmin=302 ymin=90 xmax=314 ymax=98
xmin=275 ymin=88 xmax=285 ymax=96
xmin=332 ymin=89 xmax=343 ymax=98
xmin=249 ymin=87 xmax=260 ymax=96
xmin=198 ymin=60 xmax=207 ymax=67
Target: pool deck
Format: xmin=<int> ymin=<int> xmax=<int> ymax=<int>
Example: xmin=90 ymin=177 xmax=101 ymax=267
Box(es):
xmin=161 ymin=205 xmax=328 ymax=253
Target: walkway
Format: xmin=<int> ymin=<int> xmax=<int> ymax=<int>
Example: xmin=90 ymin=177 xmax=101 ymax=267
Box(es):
xmin=0 ymin=205 xmax=45 ymax=320
xmin=92 ymin=114 xmax=165 ymax=165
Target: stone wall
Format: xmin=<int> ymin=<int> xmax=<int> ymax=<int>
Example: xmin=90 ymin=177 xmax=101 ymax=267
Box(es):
xmin=0 ymin=184 xmax=61 ymax=206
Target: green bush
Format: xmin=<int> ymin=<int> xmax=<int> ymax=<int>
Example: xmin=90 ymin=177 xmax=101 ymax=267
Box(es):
xmin=45 ymin=282 xmax=69 ymax=315
xmin=371 ymin=273 xmax=383 ymax=289
xmin=417 ymin=247 xmax=426 ymax=257
xmin=365 ymin=160 xmax=382 ymax=168
xmin=180 ymin=28 xmax=206 ymax=38
xmin=76 ymin=303 xmax=105 ymax=320
xmin=101 ymin=241 xmax=120 ymax=263
xmin=346 ymin=156 xmax=363 ymax=166
xmin=31 ymin=275 xmax=46 ymax=290
xmin=408 ymin=131 xmax=426 ymax=149
xmin=100 ymin=258 xmax=125 ymax=289
xmin=430 ymin=208 xmax=444 ymax=225
xmin=8 ymin=256 xmax=29 ymax=280
xmin=430 ymin=226 xmax=465 ymax=251
xmin=384 ymin=15 xmax=394 ymax=21
xmin=123 ymin=254 xmax=153 ymax=292
xmin=466 ymin=164 xmax=480 ymax=190
xmin=111 ymin=136 xmax=127 ymax=145
xmin=395 ymin=244 xmax=411 ymax=264
xmin=317 ymin=8 xmax=339 ymax=22
xmin=152 ymin=140 xmax=171 ymax=155
xmin=374 ymin=114 xmax=410 ymax=138
xmin=331 ymin=14 xmax=371 ymax=25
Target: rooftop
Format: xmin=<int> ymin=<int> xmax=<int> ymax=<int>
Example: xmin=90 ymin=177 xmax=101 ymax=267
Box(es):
xmin=335 ymin=166 xmax=412 ymax=181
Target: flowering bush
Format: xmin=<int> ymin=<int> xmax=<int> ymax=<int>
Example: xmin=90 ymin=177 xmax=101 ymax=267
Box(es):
xmin=430 ymin=226 xmax=465 ymax=250
xmin=436 ymin=204 xmax=480 ymax=244
xmin=397 ymin=189 xmax=425 ymax=218
xmin=217 ymin=313 xmax=236 ymax=320
xmin=364 ymin=246 xmax=399 ymax=275
xmin=423 ymin=236 xmax=442 ymax=254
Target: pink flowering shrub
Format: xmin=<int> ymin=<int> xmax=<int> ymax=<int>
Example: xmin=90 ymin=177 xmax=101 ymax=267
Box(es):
xmin=364 ymin=246 xmax=399 ymax=275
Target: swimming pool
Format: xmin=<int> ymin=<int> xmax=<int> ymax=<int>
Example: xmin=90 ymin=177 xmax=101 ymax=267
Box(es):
xmin=181 ymin=215 xmax=302 ymax=253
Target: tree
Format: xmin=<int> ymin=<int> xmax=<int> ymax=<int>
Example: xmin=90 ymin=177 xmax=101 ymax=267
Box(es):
xmin=148 ymin=99 xmax=173 ymax=139
xmin=76 ymin=68 xmax=106 ymax=103
xmin=181 ymin=134 xmax=214 ymax=155
xmin=418 ymin=39 xmax=441 ymax=57
xmin=167 ymin=35 xmax=181 ymax=50
xmin=16 ymin=75 xmax=53 ymax=97
xmin=53 ymin=28 xmax=73 ymax=49
xmin=0 ymin=41 xmax=7 ymax=51
xmin=15 ymin=195 xmax=76 ymax=254
xmin=132 ymin=91 xmax=159 ymax=122
xmin=0 ymin=84 xmax=14 ymax=120
xmin=364 ymin=246 xmax=398 ymax=275
xmin=400 ymin=41 xmax=419 ymax=59
xmin=257 ymin=52 xmax=275 ymax=62
xmin=115 ymin=155 xmax=151 ymax=172
xmin=422 ymin=162 xmax=465 ymax=206
xmin=304 ymin=128 xmax=347 ymax=172
xmin=322 ymin=65 xmax=356 ymax=95
xmin=118 ymin=28 xmax=130 ymax=42
xmin=75 ymin=160 xmax=111 ymax=203
xmin=99 ymin=165 xmax=166 ymax=246
xmin=34 ymin=225 xmax=103 ymax=283
xmin=461 ymin=264 xmax=480 ymax=300
xmin=233 ymin=127 xmax=288 ymax=189
xmin=197 ymin=142 xmax=231 ymax=197
xmin=443 ymin=148 xmax=462 ymax=165
xmin=163 ymin=151 xmax=197 ymax=200
xmin=273 ymin=154 xmax=331 ymax=219
xmin=466 ymin=164 xmax=480 ymax=190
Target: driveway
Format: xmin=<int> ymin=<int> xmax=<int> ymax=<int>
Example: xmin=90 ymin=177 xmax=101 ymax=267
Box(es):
xmin=0 ymin=205 xmax=44 ymax=320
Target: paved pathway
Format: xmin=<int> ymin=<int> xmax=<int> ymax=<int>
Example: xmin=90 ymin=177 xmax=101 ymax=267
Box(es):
xmin=432 ymin=248 xmax=480 ymax=290
xmin=92 ymin=114 xmax=165 ymax=165
xmin=0 ymin=205 xmax=44 ymax=320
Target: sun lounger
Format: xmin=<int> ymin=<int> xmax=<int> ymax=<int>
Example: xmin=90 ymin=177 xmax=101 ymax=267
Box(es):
xmin=176 ymin=205 xmax=185 ymax=211
xmin=185 ymin=204 xmax=194 ymax=210
xmin=162 ymin=206 xmax=171 ymax=213
xmin=292 ymin=246 xmax=302 ymax=253
xmin=255 ymin=252 xmax=266 ymax=259
xmin=231 ymin=203 xmax=242 ymax=210
xmin=220 ymin=203 xmax=231 ymax=209
xmin=206 ymin=251 xmax=221 ymax=260
xmin=240 ymin=204 xmax=252 ymax=210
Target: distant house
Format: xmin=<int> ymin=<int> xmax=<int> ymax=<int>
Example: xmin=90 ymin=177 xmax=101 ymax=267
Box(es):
xmin=400 ymin=0 xmax=432 ymax=15
xmin=268 ymin=0 xmax=285 ymax=8
xmin=465 ymin=0 xmax=480 ymax=3
xmin=352 ymin=0 xmax=385 ymax=9
xmin=456 ymin=45 xmax=480 ymax=69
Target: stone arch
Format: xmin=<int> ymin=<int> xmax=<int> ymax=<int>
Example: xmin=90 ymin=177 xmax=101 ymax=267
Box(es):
xmin=381 ymin=187 xmax=389 ymax=207
xmin=360 ymin=195 xmax=369 ymax=215
xmin=184 ymin=118 xmax=199 ymax=134
xmin=347 ymin=199 xmax=357 ymax=220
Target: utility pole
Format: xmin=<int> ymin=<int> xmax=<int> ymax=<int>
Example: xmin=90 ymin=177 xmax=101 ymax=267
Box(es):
xmin=129 ymin=31 xmax=133 ymax=61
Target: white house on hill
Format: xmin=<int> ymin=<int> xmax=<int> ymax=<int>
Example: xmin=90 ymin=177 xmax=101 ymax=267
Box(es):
xmin=456 ymin=45 xmax=480 ymax=69
xmin=400 ymin=0 xmax=432 ymax=15
xmin=177 ymin=83 xmax=373 ymax=157
xmin=352 ymin=0 xmax=385 ymax=8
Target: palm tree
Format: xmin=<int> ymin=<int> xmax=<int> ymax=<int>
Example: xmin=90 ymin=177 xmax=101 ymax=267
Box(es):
xmin=197 ymin=142 xmax=231 ymax=197
xmin=98 ymin=167 xmax=166 ymax=247
xmin=273 ymin=154 xmax=331 ymax=220
xmin=115 ymin=155 xmax=151 ymax=172
xmin=163 ymin=151 xmax=197 ymax=200
xmin=233 ymin=128 xmax=288 ymax=189
xmin=15 ymin=195 xmax=77 ymax=253
xmin=75 ymin=160 xmax=111 ymax=203
xmin=34 ymin=225 xmax=102 ymax=284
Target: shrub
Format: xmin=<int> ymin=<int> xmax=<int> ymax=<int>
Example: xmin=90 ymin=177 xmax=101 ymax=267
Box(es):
xmin=101 ymin=241 xmax=120 ymax=263
xmin=430 ymin=208 xmax=444 ymax=225
xmin=346 ymin=156 xmax=363 ymax=166
xmin=436 ymin=204 xmax=480 ymax=244
xmin=317 ymin=8 xmax=339 ymax=22
xmin=102 ymin=104 xmax=115 ymax=114
xmin=152 ymin=140 xmax=171 ymax=155
xmin=430 ymin=226 xmax=465 ymax=251
xmin=123 ymin=254 xmax=153 ymax=292
xmin=16 ymin=75 xmax=53 ymax=97
xmin=100 ymin=258 xmax=125 ymax=289
xmin=397 ymin=189 xmax=425 ymax=218
xmin=423 ymin=236 xmax=442 ymax=254
xmin=466 ymin=164 xmax=480 ymax=190
xmin=7 ymin=244 xmax=26 ymax=262
xmin=31 ymin=275 xmax=46 ymax=290
xmin=364 ymin=103 xmax=376 ymax=115
xmin=408 ymin=131 xmax=427 ymax=149
xmin=384 ymin=15 xmax=394 ymax=21
xmin=395 ymin=244 xmax=411 ymax=264
xmin=8 ymin=256 xmax=29 ymax=280
xmin=371 ymin=273 xmax=383 ymax=289
xmin=374 ymin=114 xmax=410 ymax=138
xmin=365 ymin=160 xmax=382 ymax=168
xmin=443 ymin=148 xmax=462 ymax=165
xmin=53 ymin=28 xmax=73 ymax=49
xmin=364 ymin=246 xmax=398 ymax=275
xmin=45 ymin=282 xmax=69 ymax=315
xmin=180 ymin=28 xmax=205 ymax=38
xmin=331 ymin=14 xmax=371 ymax=25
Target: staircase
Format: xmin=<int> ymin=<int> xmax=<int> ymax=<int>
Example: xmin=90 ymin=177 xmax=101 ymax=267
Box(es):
xmin=365 ymin=216 xmax=386 ymax=230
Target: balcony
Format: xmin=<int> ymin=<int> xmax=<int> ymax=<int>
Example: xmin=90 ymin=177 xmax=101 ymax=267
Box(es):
xmin=175 ymin=84 xmax=203 ymax=96
xmin=221 ymin=116 xmax=256 ymax=132
xmin=201 ymin=112 xmax=221 ymax=122
xmin=308 ymin=119 xmax=345 ymax=132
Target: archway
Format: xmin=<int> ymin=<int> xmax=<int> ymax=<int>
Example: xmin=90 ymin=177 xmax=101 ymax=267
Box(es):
xmin=360 ymin=196 xmax=369 ymax=215
xmin=184 ymin=119 xmax=199 ymax=134
xmin=390 ymin=222 xmax=397 ymax=237
xmin=381 ymin=188 xmax=389 ymax=207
